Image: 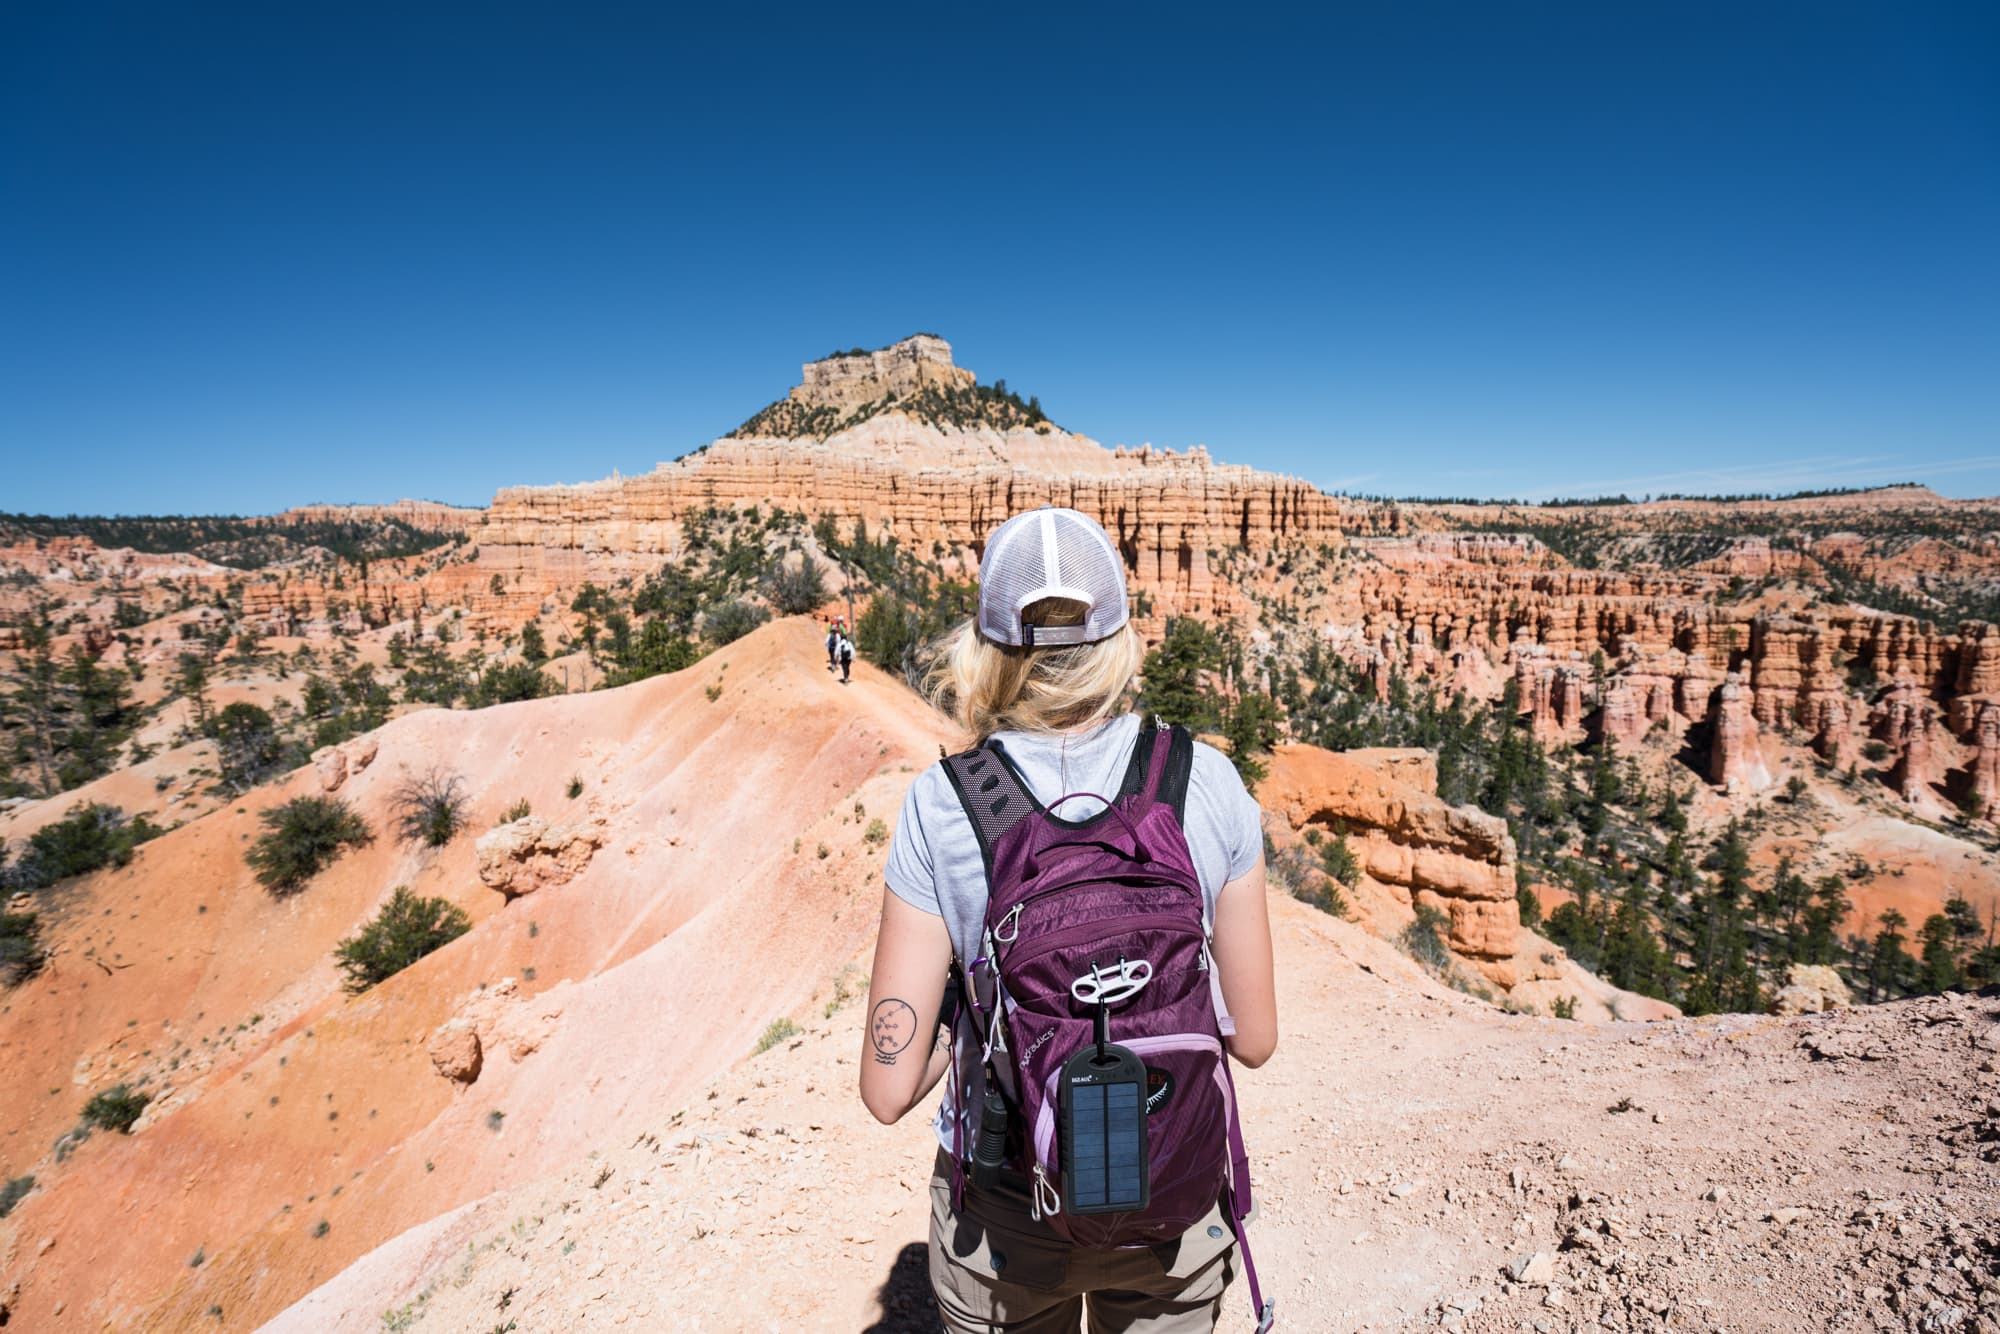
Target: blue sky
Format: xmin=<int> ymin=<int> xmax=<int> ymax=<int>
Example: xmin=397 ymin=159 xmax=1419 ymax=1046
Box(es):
xmin=2 ymin=2 xmax=1996 ymax=514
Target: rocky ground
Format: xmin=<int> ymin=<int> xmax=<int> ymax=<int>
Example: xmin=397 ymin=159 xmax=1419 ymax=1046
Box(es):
xmin=263 ymin=894 xmax=2000 ymax=1334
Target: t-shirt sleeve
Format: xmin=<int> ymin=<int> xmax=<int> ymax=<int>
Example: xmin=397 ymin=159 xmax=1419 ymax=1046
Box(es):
xmin=884 ymin=768 xmax=946 ymax=916
xmin=1186 ymin=739 xmax=1266 ymax=888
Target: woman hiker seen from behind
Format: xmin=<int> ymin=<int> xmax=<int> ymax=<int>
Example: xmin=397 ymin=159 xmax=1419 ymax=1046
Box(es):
xmin=860 ymin=506 xmax=1279 ymax=1334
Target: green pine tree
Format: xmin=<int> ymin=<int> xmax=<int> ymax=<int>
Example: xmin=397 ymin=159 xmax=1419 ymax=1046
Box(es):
xmin=1139 ymin=620 xmax=1222 ymax=730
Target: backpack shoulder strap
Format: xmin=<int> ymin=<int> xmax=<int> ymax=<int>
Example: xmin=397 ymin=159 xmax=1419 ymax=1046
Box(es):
xmin=941 ymin=742 xmax=1037 ymax=876
xmin=1137 ymin=720 xmax=1196 ymax=821
xmin=1112 ymin=718 xmax=1161 ymax=801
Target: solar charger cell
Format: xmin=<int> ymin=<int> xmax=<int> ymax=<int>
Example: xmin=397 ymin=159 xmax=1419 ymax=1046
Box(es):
xmin=1059 ymin=1041 xmax=1150 ymax=1214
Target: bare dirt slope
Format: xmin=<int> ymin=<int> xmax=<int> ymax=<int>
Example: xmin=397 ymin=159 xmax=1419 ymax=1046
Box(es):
xmin=264 ymin=897 xmax=2000 ymax=1334
xmin=0 ymin=618 xmax=949 ymax=1331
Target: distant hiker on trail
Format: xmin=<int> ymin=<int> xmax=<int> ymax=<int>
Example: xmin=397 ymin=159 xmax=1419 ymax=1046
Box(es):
xmin=826 ymin=620 xmax=841 ymax=673
xmin=859 ymin=506 xmax=1279 ymax=1334
xmin=838 ymin=632 xmax=855 ymax=684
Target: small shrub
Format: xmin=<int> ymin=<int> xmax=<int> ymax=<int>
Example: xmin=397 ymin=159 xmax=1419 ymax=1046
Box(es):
xmin=81 ymin=1084 xmax=151 ymax=1134
xmin=815 ymin=842 xmax=830 ymax=860
xmin=1397 ymin=904 xmax=1454 ymax=975
xmin=705 ymin=683 xmax=723 ymax=702
xmin=1552 ymin=995 xmax=1580 ymax=1021
xmin=486 ymin=1110 xmax=506 ymax=1132
xmin=4 ymin=803 xmax=163 ymax=891
xmin=0 ymin=1174 xmax=33 ymax=1218
xmin=822 ymin=964 xmax=865 ymax=1018
xmin=566 ymin=775 xmax=584 ymax=799
xmin=701 ymin=599 xmax=770 ymax=646
xmin=1 ymin=910 xmax=46 ymax=986
xmin=382 ymin=1292 xmax=433 ymax=1332
xmin=863 ymin=818 xmax=889 ymax=846
xmin=1265 ymin=837 xmax=1347 ymax=919
xmin=391 ymin=768 xmax=468 ymax=848
xmin=470 ymin=661 xmax=557 ymax=707
xmin=762 ymin=555 xmax=826 ymax=615
xmin=499 ymin=799 xmax=532 ymax=824
xmin=754 ymin=1018 xmax=802 ymax=1054
xmin=189 ymin=1247 xmax=206 ymax=1267
xmin=1302 ymin=874 xmax=1348 ymax=919
xmin=209 ymin=701 xmax=283 ymax=792
xmin=247 ymin=796 xmax=372 ymax=895
xmin=313 ymin=1218 xmax=330 ymax=1238
xmin=334 ymin=887 xmax=473 ymax=992
xmin=1319 ymin=832 xmax=1360 ymax=888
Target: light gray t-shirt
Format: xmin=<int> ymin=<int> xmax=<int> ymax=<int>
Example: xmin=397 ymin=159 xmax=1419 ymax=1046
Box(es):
xmin=884 ymin=712 xmax=1264 ymax=1151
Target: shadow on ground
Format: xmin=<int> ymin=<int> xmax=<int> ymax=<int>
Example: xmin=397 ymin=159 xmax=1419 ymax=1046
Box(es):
xmin=861 ymin=1242 xmax=944 ymax=1333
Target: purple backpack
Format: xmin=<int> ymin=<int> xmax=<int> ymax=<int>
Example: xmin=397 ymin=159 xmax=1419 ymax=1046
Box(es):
xmin=943 ymin=719 xmax=1273 ymax=1332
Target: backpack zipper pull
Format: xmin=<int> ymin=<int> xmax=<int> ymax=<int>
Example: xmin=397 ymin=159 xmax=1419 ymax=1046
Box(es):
xmin=1030 ymin=1165 xmax=1060 ymax=1222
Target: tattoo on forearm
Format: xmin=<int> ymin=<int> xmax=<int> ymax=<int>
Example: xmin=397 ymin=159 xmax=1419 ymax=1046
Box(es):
xmin=870 ymin=998 xmax=917 ymax=1066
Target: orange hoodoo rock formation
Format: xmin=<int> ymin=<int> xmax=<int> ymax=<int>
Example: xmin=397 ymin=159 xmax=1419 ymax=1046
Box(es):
xmin=1512 ymin=644 xmax=1587 ymax=744
xmin=1258 ymin=744 xmax=1520 ymax=977
xmin=1253 ymin=744 xmax=1673 ymax=1018
xmin=1594 ymin=673 xmax=1651 ymax=750
xmin=1708 ymin=672 xmax=1773 ymax=792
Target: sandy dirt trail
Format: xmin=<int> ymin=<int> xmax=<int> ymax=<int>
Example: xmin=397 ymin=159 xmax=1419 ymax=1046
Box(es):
xmin=265 ymin=894 xmax=2000 ymax=1333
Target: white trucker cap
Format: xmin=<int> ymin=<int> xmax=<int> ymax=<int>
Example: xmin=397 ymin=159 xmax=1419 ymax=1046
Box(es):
xmin=977 ymin=507 xmax=1130 ymax=648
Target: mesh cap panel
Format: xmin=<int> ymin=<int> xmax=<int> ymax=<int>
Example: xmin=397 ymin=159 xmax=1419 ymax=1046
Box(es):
xmin=976 ymin=507 xmax=1129 ymax=647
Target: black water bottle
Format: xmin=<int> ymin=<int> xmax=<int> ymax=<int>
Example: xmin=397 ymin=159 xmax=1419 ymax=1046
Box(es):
xmin=971 ymin=1090 xmax=1010 ymax=1191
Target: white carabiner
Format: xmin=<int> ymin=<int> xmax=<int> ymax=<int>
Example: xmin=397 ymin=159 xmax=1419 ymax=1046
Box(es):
xmin=1031 ymin=1165 xmax=1061 ymax=1221
xmin=1070 ymin=958 xmax=1153 ymax=1006
xmin=993 ymin=904 xmax=1023 ymax=945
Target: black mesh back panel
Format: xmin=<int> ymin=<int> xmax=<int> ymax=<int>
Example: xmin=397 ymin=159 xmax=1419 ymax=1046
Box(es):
xmin=1161 ymin=724 xmax=1195 ymax=820
xmin=942 ymin=747 xmax=1035 ymax=868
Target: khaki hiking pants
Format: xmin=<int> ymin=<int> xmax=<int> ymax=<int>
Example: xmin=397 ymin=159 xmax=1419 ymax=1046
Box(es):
xmin=926 ymin=1148 xmax=1238 ymax=1333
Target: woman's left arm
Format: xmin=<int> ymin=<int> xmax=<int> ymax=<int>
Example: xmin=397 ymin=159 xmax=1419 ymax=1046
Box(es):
xmin=1212 ymin=855 xmax=1278 ymax=1067
xmin=858 ymin=886 xmax=956 ymax=1124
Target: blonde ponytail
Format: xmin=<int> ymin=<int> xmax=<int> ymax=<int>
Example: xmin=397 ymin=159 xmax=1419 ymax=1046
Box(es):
xmin=925 ymin=597 xmax=1143 ymax=741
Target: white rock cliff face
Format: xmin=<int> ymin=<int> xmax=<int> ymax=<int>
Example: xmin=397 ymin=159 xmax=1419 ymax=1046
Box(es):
xmin=789 ymin=333 xmax=974 ymax=410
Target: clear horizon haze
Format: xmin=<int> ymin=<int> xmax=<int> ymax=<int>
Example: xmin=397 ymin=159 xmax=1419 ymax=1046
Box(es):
xmin=3 ymin=2 xmax=1996 ymax=515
